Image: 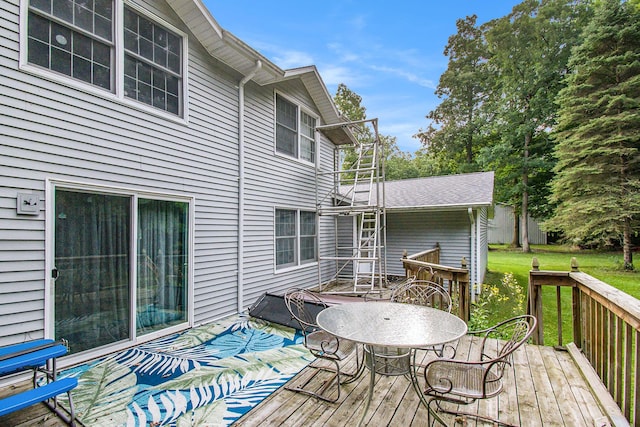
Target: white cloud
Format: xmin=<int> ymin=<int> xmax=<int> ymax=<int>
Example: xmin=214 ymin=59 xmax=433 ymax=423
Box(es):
xmin=318 ymin=65 xmax=358 ymax=87
xmin=348 ymin=14 xmax=367 ymax=31
xmin=369 ymin=65 xmax=436 ymax=89
xmin=327 ymin=42 xmax=362 ymax=63
xmin=272 ymin=50 xmax=315 ymax=69
xmin=248 ymin=40 xmax=315 ymax=68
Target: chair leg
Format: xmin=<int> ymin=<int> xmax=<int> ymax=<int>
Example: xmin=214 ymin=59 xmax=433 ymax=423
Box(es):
xmin=427 ymin=398 xmax=451 ymax=427
xmin=341 ymin=345 xmax=365 ymax=384
xmin=285 ymin=358 xmax=342 ymax=403
xmin=433 ymin=398 xmax=517 ymax=427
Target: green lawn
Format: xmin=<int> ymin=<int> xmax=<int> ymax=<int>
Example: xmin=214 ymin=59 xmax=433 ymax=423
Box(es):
xmin=484 ymin=244 xmax=640 ymax=344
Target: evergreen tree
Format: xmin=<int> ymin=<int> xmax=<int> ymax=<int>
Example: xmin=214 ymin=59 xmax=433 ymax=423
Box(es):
xmin=547 ymin=0 xmax=640 ymax=269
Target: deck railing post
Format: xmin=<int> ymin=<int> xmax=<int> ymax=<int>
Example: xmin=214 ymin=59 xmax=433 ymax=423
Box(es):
xmin=525 ymin=265 xmax=639 ymax=425
xmin=529 ymin=257 xmax=544 ymax=345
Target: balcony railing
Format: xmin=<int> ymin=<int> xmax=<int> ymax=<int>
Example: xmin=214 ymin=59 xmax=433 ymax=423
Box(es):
xmin=529 ymin=258 xmax=640 ymax=426
xmin=401 ymin=245 xmax=470 ymax=322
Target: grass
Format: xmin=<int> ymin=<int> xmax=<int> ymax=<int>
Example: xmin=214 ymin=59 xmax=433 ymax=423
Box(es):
xmin=484 ymin=244 xmax=640 ymax=345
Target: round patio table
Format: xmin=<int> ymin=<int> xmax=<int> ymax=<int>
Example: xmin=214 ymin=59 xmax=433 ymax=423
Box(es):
xmin=317 ymin=301 xmax=467 ymax=426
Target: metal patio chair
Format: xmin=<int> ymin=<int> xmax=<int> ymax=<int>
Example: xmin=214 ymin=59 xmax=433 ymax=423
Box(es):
xmin=390 ymin=279 xmax=455 ymax=358
xmin=283 ymin=288 xmax=362 ymax=402
xmin=390 ymin=279 xmax=452 ymax=312
xmin=422 ymin=315 xmax=537 ymax=426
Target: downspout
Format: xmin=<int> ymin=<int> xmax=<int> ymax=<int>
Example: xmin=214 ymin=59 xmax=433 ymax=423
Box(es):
xmin=467 ymin=207 xmax=476 ymax=303
xmin=237 ymin=60 xmax=262 ymax=313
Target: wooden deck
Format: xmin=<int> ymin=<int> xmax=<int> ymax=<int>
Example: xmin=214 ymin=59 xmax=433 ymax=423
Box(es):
xmin=0 ymin=336 xmax=612 ymax=427
xmin=235 ymin=336 xmax=611 ymax=427
xmin=0 ymin=279 xmax=614 ymax=427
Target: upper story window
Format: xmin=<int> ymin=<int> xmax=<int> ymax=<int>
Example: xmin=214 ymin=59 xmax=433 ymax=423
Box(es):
xmin=123 ymin=8 xmax=181 ymax=114
xmin=27 ymin=0 xmax=114 ymax=90
xmin=25 ymin=1 xmax=184 ymax=117
xmin=275 ymin=94 xmax=316 ymax=164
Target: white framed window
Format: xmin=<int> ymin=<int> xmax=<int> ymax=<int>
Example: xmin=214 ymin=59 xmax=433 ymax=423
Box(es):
xmin=275 ymin=93 xmax=317 ymax=164
xmin=275 ymin=208 xmax=317 ymax=270
xmin=23 ymin=0 xmax=185 ymax=117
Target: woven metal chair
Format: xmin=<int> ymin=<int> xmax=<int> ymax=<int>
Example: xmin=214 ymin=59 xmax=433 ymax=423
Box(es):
xmin=422 ymin=315 xmax=537 ymax=426
xmin=283 ymin=288 xmax=362 ymax=402
xmin=390 ymin=280 xmax=452 ymax=312
xmin=390 ymin=280 xmax=455 ymax=358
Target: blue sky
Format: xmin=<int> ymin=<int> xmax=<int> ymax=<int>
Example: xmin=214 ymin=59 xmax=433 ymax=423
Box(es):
xmin=202 ymin=1 xmax=520 ymax=153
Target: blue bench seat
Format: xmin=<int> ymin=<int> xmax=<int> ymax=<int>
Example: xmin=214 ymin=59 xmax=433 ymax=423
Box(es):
xmin=0 ymin=340 xmax=68 ymax=376
xmin=0 ymin=377 xmax=77 ymax=417
xmin=0 ymin=340 xmax=77 ymax=426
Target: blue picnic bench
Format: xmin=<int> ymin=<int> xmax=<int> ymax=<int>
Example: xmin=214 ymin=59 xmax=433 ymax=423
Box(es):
xmin=0 ymin=339 xmax=77 ymax=426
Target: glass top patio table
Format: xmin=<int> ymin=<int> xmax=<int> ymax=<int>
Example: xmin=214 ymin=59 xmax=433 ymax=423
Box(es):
xmin=316 ymin=301 xmax=467 ymax=349
xmin=316 ymin=301 xmax=468 ymax=427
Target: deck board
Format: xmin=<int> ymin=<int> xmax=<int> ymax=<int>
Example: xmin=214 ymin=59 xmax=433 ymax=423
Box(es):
xmin=0 ymin=334 xmax=614 ymax=427
xmin=236 ymin=337 xmax=611 ymax=427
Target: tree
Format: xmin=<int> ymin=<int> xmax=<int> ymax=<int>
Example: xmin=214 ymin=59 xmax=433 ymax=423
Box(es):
xmin=547 ymin=0 xmax=640 ymax=270
xmin=482 ymin=0 xmax=590 ymax=252
xmin=416 ymin=15 xmax=491 ymax=173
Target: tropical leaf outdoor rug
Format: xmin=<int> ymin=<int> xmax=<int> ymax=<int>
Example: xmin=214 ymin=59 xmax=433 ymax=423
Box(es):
xmin=59 ymin=314 xmax=313 ymax=426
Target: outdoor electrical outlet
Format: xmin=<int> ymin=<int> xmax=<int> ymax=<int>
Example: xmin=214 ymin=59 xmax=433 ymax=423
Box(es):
xmin=17 ymin=193 xmax=40 ymax=215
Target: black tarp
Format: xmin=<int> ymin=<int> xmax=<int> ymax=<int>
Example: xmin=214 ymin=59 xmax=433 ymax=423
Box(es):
xmin=248 ymin=292 xmax=326 ymax=329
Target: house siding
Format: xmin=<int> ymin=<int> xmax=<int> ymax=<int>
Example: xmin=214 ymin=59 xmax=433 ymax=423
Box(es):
xmin=241 ymin=79 xmax=336 ymax=306
xmin=0 ymin=0 xmax=340 ymax=349
xmin=337 ymin=216 xmax=354 ymax=279
xmin=386 ymin=210 xmax=471 ymax=277
xmin=478 ymin=207 xmax=489 ymax=284
xmin=0 ymin=0 xmax=244 ymax=345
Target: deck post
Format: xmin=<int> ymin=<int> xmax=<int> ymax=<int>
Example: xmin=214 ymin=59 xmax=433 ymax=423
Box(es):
xmin=529 ymin=257 xmax=544 ymax=345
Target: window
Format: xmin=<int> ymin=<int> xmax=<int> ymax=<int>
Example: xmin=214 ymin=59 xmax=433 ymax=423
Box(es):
xmin=275 ymin=209 xmax=317 ymax=269
xmin=275 ymin=94 xmax=316 ymax=163
xmin=26 ymin=1 xmax=184 ymax=116
xmin=54 ymin=188 xmax=190 ymax=354
xmin=123 ymin=8 xmax=181 ymax=114
xmin=27 ymin=0 xmax=114 ymax=89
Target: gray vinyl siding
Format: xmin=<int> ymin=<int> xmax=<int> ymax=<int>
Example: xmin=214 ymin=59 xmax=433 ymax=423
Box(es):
xmin=1 ymin=0 xmax=341 ymax=348
xmin=240 ymin=80 xmax=337 ymax=307
xmin=0 ymin=0 xmax=243 ymax=345
xmin=478 ymin=207 xmax=489 ymax=284
xmin=385 ymin=210 xmax=471 ymax=277
xmin=337 ymin=216 xmax=354 ymax=279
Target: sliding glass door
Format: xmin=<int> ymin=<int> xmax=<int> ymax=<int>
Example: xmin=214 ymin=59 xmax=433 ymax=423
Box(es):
xmin=54 ymin=188 xmax=189 ymax=355
xmin=136 ymin=198 xmax=188 ymax=335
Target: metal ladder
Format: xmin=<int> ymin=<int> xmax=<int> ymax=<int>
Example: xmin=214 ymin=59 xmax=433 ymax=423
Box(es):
xmin=315 ymin=118 xmax=386 ymax=294
xmin=352 ymin=141 xmax=379 ymax=291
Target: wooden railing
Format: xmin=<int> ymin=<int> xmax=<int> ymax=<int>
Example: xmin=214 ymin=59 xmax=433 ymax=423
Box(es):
xmin=401 ymin=245 xmax=470 ymax=322
xmin=402 ymin=244 xmax=441 ymax=265
xmin=529 ymin=259 xmax=640 ymax=426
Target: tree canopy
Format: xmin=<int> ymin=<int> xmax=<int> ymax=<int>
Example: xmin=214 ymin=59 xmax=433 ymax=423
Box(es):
xmin=546 ymin=0 xmax=640 ymax=269
xmin=332 ymin=0 xmax=640 ymax=265
xmin=415 ymin=15 xmax=490 ymax=174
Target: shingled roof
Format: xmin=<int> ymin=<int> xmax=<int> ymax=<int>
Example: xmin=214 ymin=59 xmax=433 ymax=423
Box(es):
xmin=381 ymin=171 xmax=494 ymax=211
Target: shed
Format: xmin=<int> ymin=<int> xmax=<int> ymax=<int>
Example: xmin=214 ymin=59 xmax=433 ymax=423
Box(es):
xmin=383 ymin=172 xmax=494 ymax=286
xmin=488 ymin=203 xmax=548 ymax=245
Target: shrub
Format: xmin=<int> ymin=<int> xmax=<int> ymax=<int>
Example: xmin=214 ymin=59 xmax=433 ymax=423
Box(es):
xmin=468 ymin=272 xmax=525 ymax=332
